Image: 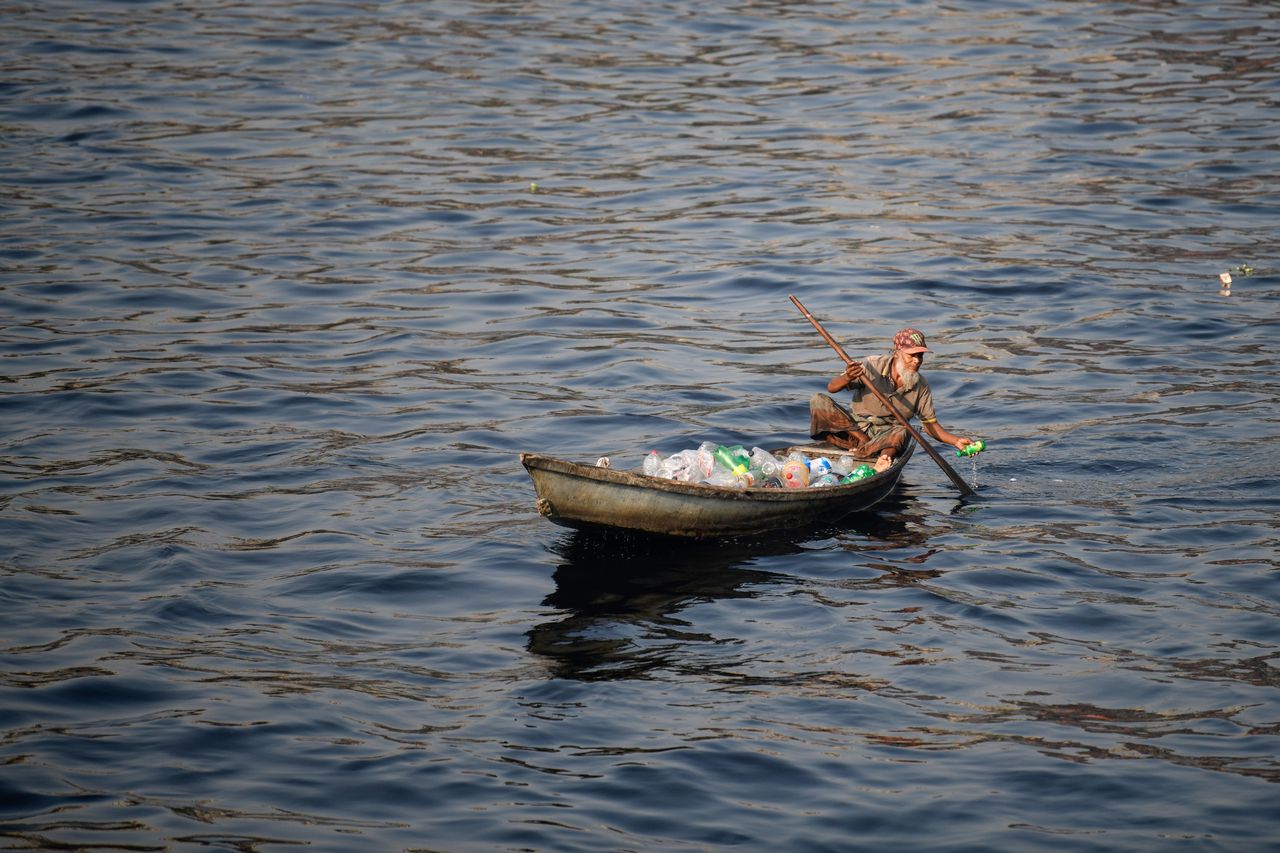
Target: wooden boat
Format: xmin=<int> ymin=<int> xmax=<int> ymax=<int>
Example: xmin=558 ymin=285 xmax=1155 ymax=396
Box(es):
xmin=520 ymin=443 xmax=913 ymax=539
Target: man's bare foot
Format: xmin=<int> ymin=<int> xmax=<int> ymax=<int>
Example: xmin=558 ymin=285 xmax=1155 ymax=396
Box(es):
xmin=874 ymin=452 xmax=894 ymax=472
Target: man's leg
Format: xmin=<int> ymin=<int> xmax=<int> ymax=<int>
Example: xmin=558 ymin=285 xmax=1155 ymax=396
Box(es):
xmin=809 ymin=394 xmax=869 ymax=450
xmin=862 ymin=427 xmax=910 ymax=470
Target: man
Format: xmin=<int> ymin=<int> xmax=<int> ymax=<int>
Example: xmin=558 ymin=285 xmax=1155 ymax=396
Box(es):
xmin=809 ymin=327 xmax=974 ymax=470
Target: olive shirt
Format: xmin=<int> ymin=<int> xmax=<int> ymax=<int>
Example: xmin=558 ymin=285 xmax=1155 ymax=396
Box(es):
xmin=846 ymin=354 xmax=938 ymax=435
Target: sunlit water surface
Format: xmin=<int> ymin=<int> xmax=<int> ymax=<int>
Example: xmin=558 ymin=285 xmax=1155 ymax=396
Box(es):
xmin=2 ymin=1 xmax=1278 ymax=850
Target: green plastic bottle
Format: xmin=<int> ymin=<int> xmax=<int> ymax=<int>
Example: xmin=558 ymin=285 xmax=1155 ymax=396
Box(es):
xmin=841 ymin=463 xmax=876 ymax=483
xmin=714 ymin=444 xmax=750 ymax=477
xmin=956 ymin=440 xmax=986 ymax=458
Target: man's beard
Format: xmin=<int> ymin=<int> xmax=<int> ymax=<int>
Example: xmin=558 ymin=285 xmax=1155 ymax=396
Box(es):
xmin=895 ymin=356 xmax=918 ymax=389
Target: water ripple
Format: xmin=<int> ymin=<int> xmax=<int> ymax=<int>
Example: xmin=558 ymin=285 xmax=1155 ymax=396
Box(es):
xmin=2 ymin=0 xmax=1278 ymax=850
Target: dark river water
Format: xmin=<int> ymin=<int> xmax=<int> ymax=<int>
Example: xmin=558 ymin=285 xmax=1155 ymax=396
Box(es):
xmin=2 ymin=1 xmax=1278 ymax=850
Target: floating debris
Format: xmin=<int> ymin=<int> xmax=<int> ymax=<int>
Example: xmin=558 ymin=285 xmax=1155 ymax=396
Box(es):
xmin=1219 ymin=263 xmax=1255 ymax=296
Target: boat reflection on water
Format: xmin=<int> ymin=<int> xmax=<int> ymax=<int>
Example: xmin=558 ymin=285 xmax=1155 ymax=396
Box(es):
xmin=527 ymin=534 xmax=782 ymax=681
xmin=527 ymin=494 xmax=936 ymax=681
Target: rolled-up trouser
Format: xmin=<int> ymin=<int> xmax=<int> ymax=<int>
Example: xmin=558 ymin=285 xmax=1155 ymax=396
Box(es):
xmin=809 ymin=393 xmax=910 ymax=457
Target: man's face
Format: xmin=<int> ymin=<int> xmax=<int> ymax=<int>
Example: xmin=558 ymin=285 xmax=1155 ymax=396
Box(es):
xmin=896 ymin=350 xmax=924 ymax=374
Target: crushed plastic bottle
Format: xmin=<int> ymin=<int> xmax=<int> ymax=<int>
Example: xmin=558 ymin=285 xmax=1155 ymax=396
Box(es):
xmin=660 ymin=449 xmax=698 ymax=481
xmin=810 ymin=472 xmax=842 ymax=487
xmin=841 ymin=463 xmax=876 ymax=483
xmin=705 ymin=468 xmax=743 ymax=487
xmin=643 ymin=450 xmax=662 ymax=477
xmin=956 ymin=440 xmax=986 ymax=458
xmin=808 ymin=457 xmax=833 ymax=477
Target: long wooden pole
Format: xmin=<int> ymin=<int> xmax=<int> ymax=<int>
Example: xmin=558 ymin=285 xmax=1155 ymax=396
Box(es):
xmin=789 ymin=295 xmax=976 ymax=497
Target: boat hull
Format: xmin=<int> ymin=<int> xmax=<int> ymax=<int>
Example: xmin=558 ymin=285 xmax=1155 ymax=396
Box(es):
xmin=520 ymin=444 xmax=912 ymax=539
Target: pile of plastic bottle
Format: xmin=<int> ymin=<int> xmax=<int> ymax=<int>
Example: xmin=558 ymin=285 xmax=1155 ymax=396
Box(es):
xmin=640 ymin=443 xmax=877 ymax=490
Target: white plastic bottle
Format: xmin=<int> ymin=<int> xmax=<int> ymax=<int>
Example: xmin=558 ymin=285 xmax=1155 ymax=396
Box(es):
xmin=663 ymin=449 xmax=697 ymax=480
xmin=694 ymin=442 xmax=718 ymax=481
xmin=749 ymin=447 xmax=783 ymax=478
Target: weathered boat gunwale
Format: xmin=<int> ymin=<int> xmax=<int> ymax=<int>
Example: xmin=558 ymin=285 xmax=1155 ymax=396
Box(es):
xmin=520 ymin=444 xmax=913 ymax=539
